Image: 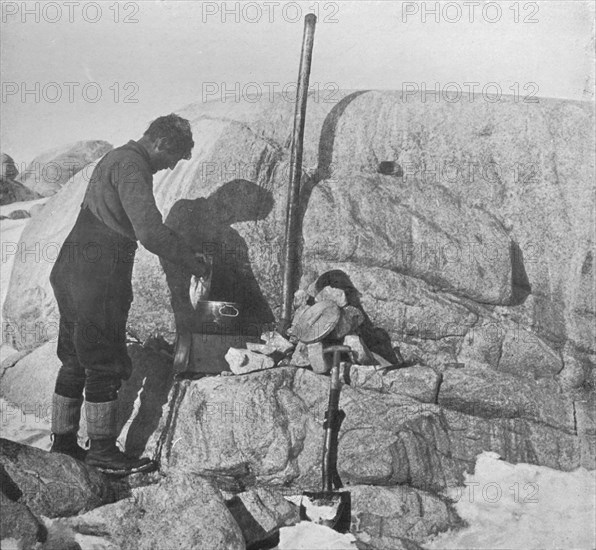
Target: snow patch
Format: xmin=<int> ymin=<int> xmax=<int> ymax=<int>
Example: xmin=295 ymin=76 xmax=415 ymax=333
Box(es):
xmin=277 ymin=521 xmax=357 ymax=549
xmin=426 ymin=451 xmax=596 ymax=550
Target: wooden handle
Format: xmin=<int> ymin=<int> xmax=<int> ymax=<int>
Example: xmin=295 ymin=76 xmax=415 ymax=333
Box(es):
xmin=279 ymin=13 xmax=317 ymax=335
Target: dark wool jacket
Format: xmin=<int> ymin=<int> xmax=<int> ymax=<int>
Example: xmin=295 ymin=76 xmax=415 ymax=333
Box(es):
xmin=81 ymin=140 xmax=199 ymax=271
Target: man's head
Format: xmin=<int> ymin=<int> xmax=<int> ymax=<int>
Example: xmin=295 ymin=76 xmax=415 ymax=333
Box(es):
xmin=141 ymin=114 xmax=194 ymax=172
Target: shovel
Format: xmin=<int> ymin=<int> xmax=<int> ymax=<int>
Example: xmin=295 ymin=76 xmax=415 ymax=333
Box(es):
xmin=300 ymin=345 xmax=352 ymax=532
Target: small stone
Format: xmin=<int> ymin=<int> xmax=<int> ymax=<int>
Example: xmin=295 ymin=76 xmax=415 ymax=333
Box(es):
xmin=329 ymin=306 xmax=365 ymax=339
xmin=290 ymin=342 xmax=310 ymax=367
xmin=260 ymin=331 xmax=294 ymax=354
xmin=246 ymin=343 xmax=277 ymax=356
xmin=225 ymin=348 xmax=275 ymax=375
xmin=306 ymin=282 xmax=318 ymax=298
xmin=307 ymin=342 xmax=331 ymax=374
xmin=293 ymin=289 xmax=309 ymax=309
xmin=315 ymin=286 xmax=347 ymax=308
xmin=343 ymin=335 xmax=375 ymax=365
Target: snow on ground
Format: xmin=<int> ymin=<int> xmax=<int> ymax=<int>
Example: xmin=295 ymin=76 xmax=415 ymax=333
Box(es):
xmin=277 ymin=521 xmax=357 ymax=549
xmin=0 ymin=394 xmax=51 ymax=450
xmin=426 ymin=451 xmax=596 ymax=550
xmin=0 ymin=396 xmax=52 ymax=450
xmin=1 ymin=217 xmax=29 ymax=324
xmin=0 ymin=197 xmax=48 ymax=328
xmin=1 ymin=202 xmax=52 ymax=450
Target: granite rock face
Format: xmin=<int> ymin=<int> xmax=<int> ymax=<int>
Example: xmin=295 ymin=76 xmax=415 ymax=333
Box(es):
xmin=148 ymin=366 xmax=584 ymax=494
xmin=2 ymin=89 xmax=593 ymax=550
xmin=61 ymin=473 xmax=246 ymax=550
xmin=3 ymin=92 xmax=592 ymax=393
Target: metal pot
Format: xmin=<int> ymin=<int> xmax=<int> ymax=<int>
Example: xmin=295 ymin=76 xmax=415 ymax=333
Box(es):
xmin=190 ymin=300 xmax=244 ymax=335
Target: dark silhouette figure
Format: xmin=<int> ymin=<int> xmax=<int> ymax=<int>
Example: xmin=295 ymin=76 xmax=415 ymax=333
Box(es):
xmin=161 ymin=179 xmax=276 ymax=334
xmin=117 ymin=180 xmax=275 ymax=457
xmin=119 ymin=345 xmax=174 ymax=457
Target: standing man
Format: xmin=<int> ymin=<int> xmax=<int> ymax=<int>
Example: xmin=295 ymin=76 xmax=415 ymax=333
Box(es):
xmin=49 ymin=114 xmax=209 ymax=475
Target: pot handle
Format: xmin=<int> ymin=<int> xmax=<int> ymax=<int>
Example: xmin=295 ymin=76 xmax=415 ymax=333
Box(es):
xmin=219 ymin=305 xmax=239 ymax=318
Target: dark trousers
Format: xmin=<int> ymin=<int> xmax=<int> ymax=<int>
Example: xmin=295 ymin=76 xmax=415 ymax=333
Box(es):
xmin=51 ymin=207 xmax=137 ymax=403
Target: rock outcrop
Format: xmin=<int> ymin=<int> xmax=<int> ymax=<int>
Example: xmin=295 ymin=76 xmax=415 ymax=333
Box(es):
xmin=148 ymin=367 xmax=584 ymax=493
xmin=60 ymin=473 xmax=246 ymax=550
xmin=17 ymin=140 xmax=112 ymax=197
xmin=1 ymin=90 xmax=593 ymax=547
xmin=0 ymin=152 xmax=40 ymax=205
xmin=3 ymin=91 xmax=592 ymax=391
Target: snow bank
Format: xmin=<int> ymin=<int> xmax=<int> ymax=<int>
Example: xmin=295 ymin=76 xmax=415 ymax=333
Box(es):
xmin=1 ymin=217 xmax=29 ymax=322
xmin=277 ymin=521 xmax=357 ymax=549
xmin=426 ymin=451 xmax=596 ymax=550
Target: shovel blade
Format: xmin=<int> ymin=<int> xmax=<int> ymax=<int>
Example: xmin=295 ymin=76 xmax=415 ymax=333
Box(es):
xmin=299 ymin=491 xmax=351 ymax=533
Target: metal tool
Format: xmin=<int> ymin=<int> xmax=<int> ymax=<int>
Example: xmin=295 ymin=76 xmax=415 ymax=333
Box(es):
xmin=300 ymin=345 xmax=352 ymax=532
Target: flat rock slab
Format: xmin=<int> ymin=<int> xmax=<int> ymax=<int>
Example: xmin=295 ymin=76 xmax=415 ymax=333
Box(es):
xmin=63 ymin=473 xmax=245 ymax=550
xmin=225 ymin=348 xmax=276 ymax=374
xmin=0 ymin=438 xmax=120 ymax=518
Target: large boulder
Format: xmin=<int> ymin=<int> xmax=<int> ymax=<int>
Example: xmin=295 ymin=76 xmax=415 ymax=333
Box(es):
xmin=60 ymin=472 xmax=245 ymax=550
xmin=3 ymin=91 xmax=592 ymax=389
xmin=147 ymin=367 xmax=584 ymax=494
xmin=0 ymin=438 xmax=121 ymax=518
xmin=17 ymin=140 xmax=112 ymax=197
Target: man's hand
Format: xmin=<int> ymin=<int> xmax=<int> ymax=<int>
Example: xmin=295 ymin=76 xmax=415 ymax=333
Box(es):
xmin=190 ymin=252 xmax=211 ymax=280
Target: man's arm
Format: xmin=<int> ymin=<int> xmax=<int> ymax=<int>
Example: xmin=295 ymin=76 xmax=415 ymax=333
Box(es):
xmin=114 ymin=159 xmax=209 ymax=278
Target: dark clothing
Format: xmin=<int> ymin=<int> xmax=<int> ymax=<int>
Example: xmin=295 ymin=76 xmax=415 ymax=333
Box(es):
xmin=52 ymin=207 xmax=136 ymax=402
xmin=52 ymin=141 xmax=201 ymax=402
xmin=81 ymin=140 xmax=199 ymax=271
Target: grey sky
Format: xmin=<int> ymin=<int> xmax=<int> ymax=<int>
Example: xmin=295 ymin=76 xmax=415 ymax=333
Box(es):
xmin=1 ymin=0 xmax=594 ymax=164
